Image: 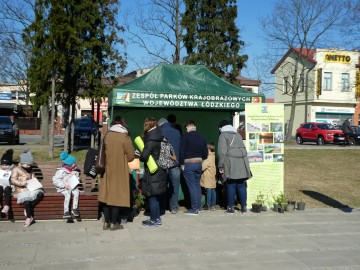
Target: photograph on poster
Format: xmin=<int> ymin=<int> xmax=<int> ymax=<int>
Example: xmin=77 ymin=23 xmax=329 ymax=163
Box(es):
xmin=247 ymin=123 xmax=261 ymax=132
xmin=274 ymin=133 xmax=284 ymax=143
xmin=262 ymin=123 xmax=270 ymax=132
xmin=270 ymin=123 xmax=283 ymax=132
xmin=259 ymin=133 xmax=273 ymax=144
xmin=258 ymin=144 xmax=264 ymax=151
xmin=264 ymin=154 xmax=273 ymax=161
xmin=264 ymin=144 xmax=282 ymax=154
xmin=273 ymin=154 xmax=284 ymax=162
xmin=249 ymin=140 xmax=258 ymax=151
xmin=249 ymin=133 xmax=258 ymax=140
xmin=248 ymin=151 xmax=264 ymax=163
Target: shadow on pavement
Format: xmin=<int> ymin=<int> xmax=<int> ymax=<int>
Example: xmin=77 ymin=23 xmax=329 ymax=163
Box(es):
xmin=302 ymin=190 xmax=353 ymax=212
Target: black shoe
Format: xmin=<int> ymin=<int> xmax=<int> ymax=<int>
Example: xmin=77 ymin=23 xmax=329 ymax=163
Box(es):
xmin=202 ymin=205 xmax=210 ymax=210
xmin=225 ymin=207 xmax=235 ymax=214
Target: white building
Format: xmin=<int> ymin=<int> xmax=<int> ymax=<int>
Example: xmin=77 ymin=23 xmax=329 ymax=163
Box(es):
xmin=272 ymin=48 xmax=360 ymax=136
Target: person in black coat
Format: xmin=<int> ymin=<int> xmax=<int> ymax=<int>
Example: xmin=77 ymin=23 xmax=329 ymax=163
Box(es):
xmin=139 ymin=117 xmax=167 ymax=227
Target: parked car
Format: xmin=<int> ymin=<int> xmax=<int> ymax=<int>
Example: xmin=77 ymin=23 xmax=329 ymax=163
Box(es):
xmin=0 ymin=116 xmax=20 ymax=145
xmin=295 ymin=122 xmax=344 ymax=145
xmin=73 ymin=118 xmax=101 ymax=146
xmin=348 ymin=126 xmax=360 ymax=145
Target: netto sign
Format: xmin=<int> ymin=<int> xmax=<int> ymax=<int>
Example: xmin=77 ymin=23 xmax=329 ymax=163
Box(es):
xmin=324 ymin=53 xmax=351 ymax=64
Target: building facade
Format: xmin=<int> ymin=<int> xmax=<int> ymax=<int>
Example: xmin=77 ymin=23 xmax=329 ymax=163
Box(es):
xmin=272 ymin=48 xmax=360 ymax=136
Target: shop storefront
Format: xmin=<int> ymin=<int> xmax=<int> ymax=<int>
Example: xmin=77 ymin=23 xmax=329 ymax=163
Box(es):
xmin=313 ymin=106 xmax=355 ymax=125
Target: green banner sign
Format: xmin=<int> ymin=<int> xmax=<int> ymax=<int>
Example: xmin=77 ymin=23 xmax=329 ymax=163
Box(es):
xmin=113 ymin=91 xmax=263 ymax=110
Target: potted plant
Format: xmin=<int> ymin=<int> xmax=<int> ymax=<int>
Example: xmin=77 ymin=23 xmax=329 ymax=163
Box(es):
xmin=296 ymin=190 xmax=306 ymax=210
xmin=251 ymin=192 xmax=265 ymax=213
xmin=273 ymin=192 xmax=286 ymax=213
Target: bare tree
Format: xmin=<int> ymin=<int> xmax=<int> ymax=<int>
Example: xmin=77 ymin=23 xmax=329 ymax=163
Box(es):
xmin=0 ymin=0 xmax=33 ymax=114
xmin=124 ymin=0 xmax=184 ymax=69
xmin=260 ymin=0 xmax=352 ymax=142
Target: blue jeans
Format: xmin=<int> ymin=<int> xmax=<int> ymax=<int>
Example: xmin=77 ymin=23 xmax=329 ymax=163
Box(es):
xmin=227 ymin=179 xmax=247 ymax=210
xmin=183 ymin=162 xmax=202 ymax=211
xmin=149 ymin=195 xmax=160 ymax=221
xmin=206 ymin=188 xmax=216 ymax=207
xmin=168 ymin=166 xmax=181 ymax=211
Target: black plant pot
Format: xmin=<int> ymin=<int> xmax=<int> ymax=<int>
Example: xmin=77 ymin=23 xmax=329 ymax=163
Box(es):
xmin=252 ymin=203 xmax=262 ymax=213
xmin=273 ymin=203 xmax=279 ymax=212
xmin=278 ymin=206 xmax=285 ymax=213
xmin=262 ymin=205 xmax=268 ymax=211
xmin=285 ymin=203 xmax=295 ymax=212
xmin=297 ymin=202 xmax=306 ymax=211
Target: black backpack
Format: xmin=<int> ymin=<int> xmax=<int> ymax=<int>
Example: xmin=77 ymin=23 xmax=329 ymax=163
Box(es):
xmin=83 ymin=148 xmax=98 ymax=179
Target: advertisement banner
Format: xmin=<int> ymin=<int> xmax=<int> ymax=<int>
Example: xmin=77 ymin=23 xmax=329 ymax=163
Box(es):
xmin=114 ymin=91 xmax=262 ymax=110
xmin=245 ymin=103 xmax=284 ymax=208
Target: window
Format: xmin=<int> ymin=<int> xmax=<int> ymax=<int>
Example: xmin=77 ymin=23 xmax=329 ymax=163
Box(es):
xmin=299 ymin=73 xmax=305 ymax=92
xmin=341 ymin=73 xmax=350 ymax=92
xmin=323 ymin=72 xmax=332 ymax=91
xmin=283 ymin=77 xmax=289 ymax=94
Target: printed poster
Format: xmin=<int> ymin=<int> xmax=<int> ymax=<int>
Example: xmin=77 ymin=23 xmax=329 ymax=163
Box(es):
xmin=245 ymin=104 xmax=284 ymax=207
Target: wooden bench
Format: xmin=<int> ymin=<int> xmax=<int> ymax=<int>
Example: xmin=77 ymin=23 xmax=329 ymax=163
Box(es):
xmin=0 ymin=162 xmax=100 ymax=221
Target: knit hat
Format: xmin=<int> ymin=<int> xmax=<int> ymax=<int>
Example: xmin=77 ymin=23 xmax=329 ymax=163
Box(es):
xmin=20 ymin=149 xmax=34 ymax=165
xmin=1 ymin=149 xmax=13 ymax=165
xmin=60 ymin=152 xmax=77 ymax=166
xmin=158 ymin=118 xmax=168 ymax=127
xmin=218 ymin=120 xmax=231 ymax=128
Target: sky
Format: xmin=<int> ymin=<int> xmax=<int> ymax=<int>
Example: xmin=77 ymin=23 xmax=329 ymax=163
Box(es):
xmin=120 ymin=0 xmax=277 ymax=83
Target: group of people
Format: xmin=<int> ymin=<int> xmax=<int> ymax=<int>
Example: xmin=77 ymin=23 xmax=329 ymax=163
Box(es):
xmin=97 ymin=114 xmax=252 ymax=230
xmin=0 ymin=148 xmax=83 ymax=227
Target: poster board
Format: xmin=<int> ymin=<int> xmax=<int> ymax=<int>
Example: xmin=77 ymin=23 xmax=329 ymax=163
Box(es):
xmin=245 ymin=104 xmax=284 ymax=207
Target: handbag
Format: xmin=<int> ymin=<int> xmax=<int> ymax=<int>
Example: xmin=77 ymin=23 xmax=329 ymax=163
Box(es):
xmin=95 ymin=132 xmax=108 ymax=174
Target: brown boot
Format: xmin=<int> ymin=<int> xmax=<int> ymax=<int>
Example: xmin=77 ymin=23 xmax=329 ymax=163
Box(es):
xmin=110 ymin=223 xmax=123 ymax=231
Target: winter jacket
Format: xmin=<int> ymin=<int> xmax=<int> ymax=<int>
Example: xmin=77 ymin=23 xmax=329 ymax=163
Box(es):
xmin=179 ymin=129 xmax=208 ymax=165
xmin=52 ymin=165 xmax=80 ymax=192
xmin=160 ymin=122 xmax=181 ymax=162
xmin=218 ymin=125 xmax=252 ymax=181
xmin=10 ymin=164 xmax=34 ymax=195
xmin=200 ymin=151 xmax=216 ymax=189
xmin=342 ymin=120 xmax=353 ymax=134
xmin=139 ymin=126 xmax=167 ymax=197
xmin=98 ymin=124 xmax=135 ymax=207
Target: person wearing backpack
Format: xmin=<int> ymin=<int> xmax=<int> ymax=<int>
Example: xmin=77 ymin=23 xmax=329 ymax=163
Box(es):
xmin=158 ymin=118 xmax=181 ymax=214
xmin=139 ymin=117 xmax=167 ymax=227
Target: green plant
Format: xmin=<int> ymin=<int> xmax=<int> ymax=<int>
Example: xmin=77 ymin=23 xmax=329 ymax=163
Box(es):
xmin=255 ymin=191 xmax=267 ymax=205
xmin=273 ymin=192 xmax=287 ymax=206
xmin=134 ymin=191 xmax=145 ymax=209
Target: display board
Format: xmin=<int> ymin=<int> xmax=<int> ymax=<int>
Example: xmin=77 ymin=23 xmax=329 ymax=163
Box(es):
xmin=245 ymin=104 xmax=285 ymax=207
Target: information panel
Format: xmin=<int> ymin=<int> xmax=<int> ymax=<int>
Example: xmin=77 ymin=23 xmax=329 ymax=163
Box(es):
xmin=245 ymin=104 xmax=284 ymax=208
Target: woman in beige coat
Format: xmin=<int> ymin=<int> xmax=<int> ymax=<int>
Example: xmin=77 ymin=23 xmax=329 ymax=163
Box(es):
xmin=98 ymin=116 xmax=135 ymax=231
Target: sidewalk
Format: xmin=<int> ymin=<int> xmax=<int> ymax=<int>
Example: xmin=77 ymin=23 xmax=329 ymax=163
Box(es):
xmin=1 ymin=207 xmax=360 ymax=270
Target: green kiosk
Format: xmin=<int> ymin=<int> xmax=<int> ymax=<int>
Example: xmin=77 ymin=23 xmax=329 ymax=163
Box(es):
xmin=108 ymin=64 xmax=265 ymax=145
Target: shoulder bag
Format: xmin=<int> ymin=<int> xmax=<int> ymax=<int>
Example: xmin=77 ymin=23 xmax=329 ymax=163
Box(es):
xmin=95 ymin=132 xmax=108 ymax=174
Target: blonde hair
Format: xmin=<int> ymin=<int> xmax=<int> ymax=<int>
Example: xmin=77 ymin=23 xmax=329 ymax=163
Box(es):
xmin=207 ymin=142 xmax=215 ymax=152
xmin=143 ymin=117 xmax=157 ymax=137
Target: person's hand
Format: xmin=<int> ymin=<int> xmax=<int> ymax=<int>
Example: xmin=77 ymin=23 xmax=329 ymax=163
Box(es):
xmin=181 ymin=165 xmax=184 ymax=171
xmin=219 ymin=168 xmax=224 ymax=174
xmin=64 ymin=183 xmax=70 ymax=189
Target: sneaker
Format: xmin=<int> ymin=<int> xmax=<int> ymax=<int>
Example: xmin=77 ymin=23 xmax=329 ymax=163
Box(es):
xmin=225 ymin=207 xmax=235 ymax=214
xmin=154 ymin=218 xmax=162 ymax=226
xmin=142 ymin=219 xmax=159 ymax=227
xmin=210 ymin=206 xmax=216 ymax=211
xmin=170 ymin=209 xmax=178 ymax=214
xmin=24 ymin=217 xmax=33 ymax=227
xmin=72 ymin=209 xmax=80 ymax=217
xmin=241 ymin=207 xmax=248 ymax=214
xmin=63 ymin=211 xmax=71 ymax=218
xmin=202 ymin=205 xmax=210 ymax=210
xmin=1 ymin=205 xmax=9 ymax=214
xmin=103 ymin=223 xmax=110 ymax=230
xmin=183 ymin=210 xmax=198 ymax=216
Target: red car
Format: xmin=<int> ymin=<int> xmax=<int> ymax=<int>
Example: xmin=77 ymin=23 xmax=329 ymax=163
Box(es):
xmin=296 ymin=122 xmax=344 ymax=145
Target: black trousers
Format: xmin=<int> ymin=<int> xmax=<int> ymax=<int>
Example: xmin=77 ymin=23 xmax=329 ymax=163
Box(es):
xmin=23 ymin=192 xmax=44 ymax=218
xmin=103 ymin=204 xmax=120 ymax=224
xmin=0 ymin=186 xmax=12 ymax=206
